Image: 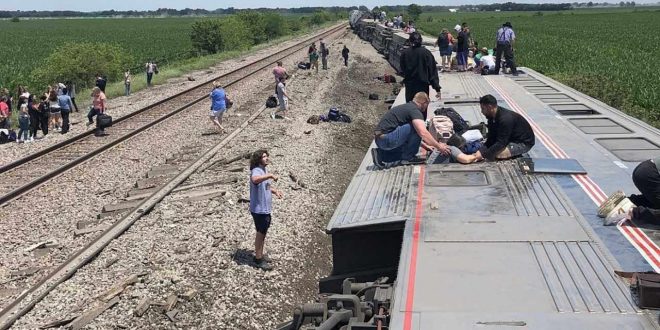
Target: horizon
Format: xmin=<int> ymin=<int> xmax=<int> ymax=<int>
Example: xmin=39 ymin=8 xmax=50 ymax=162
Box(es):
xmin=2 ymin=0 xmax=658 ymax=13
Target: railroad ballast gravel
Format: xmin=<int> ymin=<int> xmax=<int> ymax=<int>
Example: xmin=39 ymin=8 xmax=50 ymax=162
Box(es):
xmin=8 ymin=32 xmax=397 ymax=329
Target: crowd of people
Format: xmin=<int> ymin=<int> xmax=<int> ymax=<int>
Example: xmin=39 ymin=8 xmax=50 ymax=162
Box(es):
xmin=433 ymin=21 xmax=517 ymax=76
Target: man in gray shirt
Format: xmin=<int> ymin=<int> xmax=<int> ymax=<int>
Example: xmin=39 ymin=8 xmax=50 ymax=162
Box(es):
xmin=320 ymin=38 xmax=329 ymax=70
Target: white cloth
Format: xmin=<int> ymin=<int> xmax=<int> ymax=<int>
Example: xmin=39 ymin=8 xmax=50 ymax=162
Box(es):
xmin=462 ymin=129 xmax=483 ymax=143
xmin=481 ymin=55 xmax=496 ymax=69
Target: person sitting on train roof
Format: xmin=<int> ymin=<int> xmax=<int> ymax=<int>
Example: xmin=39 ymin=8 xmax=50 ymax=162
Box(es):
xmin=600 ymin=157 xmax=660 ymax=226
xmin=371 ymin=92 xmax=451 ymax=169
xmin=474 ymin=94 xmax=535 ymax=161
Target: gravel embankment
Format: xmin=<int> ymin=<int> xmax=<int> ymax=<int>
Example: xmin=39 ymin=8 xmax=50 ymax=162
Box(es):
xmin=0 ymin=25 xmax=343 ymax=168
xmin=8 ymin=32 xmax=398 ymax=330
xmin=0 ymin=27 xmax=346 ymax=311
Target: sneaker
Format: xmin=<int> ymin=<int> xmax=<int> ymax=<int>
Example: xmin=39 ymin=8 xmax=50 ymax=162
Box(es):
xmin=598 ymin=190 xmax=625 ymax=218
xmin=603 ymin=197 xmax=635 ymax=226
xmin=30 ymin=137 xmax=34 ymax=142
xmin=253 ymin=255 xmax=272 ymax=263
xmin=254 ymin=258 xmax=273 ymax=271
xmin=371 ymin=148 xmax=385 ymax=169
xmin=270 ymin=112 xmax=276 ymax=119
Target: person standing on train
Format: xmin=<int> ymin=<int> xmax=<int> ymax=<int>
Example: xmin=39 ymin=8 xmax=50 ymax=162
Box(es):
xmin=474 ymin=94 xmax=535 ymax=161
xmin=371 ymin=92 xmax=451 ymax=169
xmin=435 ymin=28 xmax=454 ymax=72
xmin=400 ymin=32 xmax=441 ymax=103
xmin=249 ymin=149 xmax=283 ymax=271
xmin=494 ymin=22 xmax=518 ymax=76
xmin=600 ymin=158 xmax=660 ymax=225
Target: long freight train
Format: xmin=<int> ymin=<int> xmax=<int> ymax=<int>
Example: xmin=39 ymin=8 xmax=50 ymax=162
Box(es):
xmin=277 ymin=13 xmax=660 ymax=330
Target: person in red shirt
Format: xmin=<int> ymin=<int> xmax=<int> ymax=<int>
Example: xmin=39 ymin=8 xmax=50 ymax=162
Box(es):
xmin=272 ymin=61 xmax=288 ymax=94
xmin=0 ymin=96 xmax=10 ymax=129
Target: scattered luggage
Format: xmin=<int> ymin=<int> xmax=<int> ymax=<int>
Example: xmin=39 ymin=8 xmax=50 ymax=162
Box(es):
xmin=307 ymin=115 xmax=320 ymax=125
xmin=297 ymin=62 xmax=311 ymax=70
xmin=96 ymin=114 xmax=113 ymax=129
xmin=266 ymin=96 xmax=278 ymax=108
xmin=429 ymin=115 xmax=454 ymax=142
xmin=0 ymin=129 xmax=16 ymax=144
xmin=368 ymin=93 xmax=379 ymax=100
xmin=434 ymin=107 xmax=470 ymax=135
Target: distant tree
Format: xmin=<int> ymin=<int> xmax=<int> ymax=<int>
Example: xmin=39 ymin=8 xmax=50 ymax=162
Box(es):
xmin=587 ymin=1 xmax=594 ymax=6
xmin=631 ymin=1 xmax=636 ymax=6
xmin=190 ymin=19 xmax=224 ymax=54
xmin=32 ymin=42 xmax=133 ymax=88
xmin=407 ymin=4 xmax=422 ymax=22
xmin=10 ymin=16 xmax=19 ymax=22
xmin=619 ymin=1 xmax=625 ymax=5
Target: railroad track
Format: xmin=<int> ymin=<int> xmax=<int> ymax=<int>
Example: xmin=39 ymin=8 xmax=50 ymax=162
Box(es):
xmin=0 ymin=23 xmax=347 ymax=207
xmin=0 ymin=23 xmax=348 ymax=329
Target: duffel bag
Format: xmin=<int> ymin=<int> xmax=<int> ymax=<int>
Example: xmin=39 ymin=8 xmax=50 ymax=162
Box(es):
xmin=97 ymin=114 xmax=113 ymax=129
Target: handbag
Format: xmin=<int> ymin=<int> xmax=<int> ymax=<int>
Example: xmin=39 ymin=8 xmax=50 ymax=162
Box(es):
xmin=96 ymin=114 xmax=113 ymax=129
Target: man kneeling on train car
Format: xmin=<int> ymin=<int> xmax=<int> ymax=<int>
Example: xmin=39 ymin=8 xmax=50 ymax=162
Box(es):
xmin=371 ymin=92 xmax=451 ymax=169
xmin=599 ymin=157 xmax=660 ymax=226
xmin=474 ymin=94 xmax=535 ymax=161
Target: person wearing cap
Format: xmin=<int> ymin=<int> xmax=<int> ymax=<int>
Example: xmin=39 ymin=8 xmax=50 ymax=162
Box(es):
xmin=400 ymin=32 xmax=441 ymax=103
xmin=494 ymin=22 xmax=518 ymax=76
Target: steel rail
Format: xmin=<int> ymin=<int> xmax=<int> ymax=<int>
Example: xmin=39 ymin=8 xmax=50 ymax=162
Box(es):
xmin=0 ymin=23 xmax=347 ymax=207
xmin=0 ymin=24 xmax=348 ymax=329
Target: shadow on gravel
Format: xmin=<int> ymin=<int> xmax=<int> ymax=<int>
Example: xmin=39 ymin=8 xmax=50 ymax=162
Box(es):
xmin=231 ymin=248 xmax=255 ymax=266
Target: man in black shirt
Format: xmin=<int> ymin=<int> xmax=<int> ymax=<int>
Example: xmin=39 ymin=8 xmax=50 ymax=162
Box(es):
xmin=372 ymin=92 xmax=450 ymax=168
xmin=475 ymin=94 xmax=535 ymax=161
xmin=400 ymin=32 xmax=441 ymax=103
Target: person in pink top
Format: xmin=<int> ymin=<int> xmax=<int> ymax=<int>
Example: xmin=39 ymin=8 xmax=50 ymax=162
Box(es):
xmin=272 ymin=61 xmax=288 ymax=94
xmin=87 ymin=87 xmax=107 ymax=135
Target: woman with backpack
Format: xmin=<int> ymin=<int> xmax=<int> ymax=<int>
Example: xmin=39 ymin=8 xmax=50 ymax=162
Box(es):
xmin=435 ymin=28 xmax=454 ymax=72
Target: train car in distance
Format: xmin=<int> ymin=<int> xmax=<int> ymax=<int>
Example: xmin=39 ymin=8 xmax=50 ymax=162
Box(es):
xmin=277 ymin=17 xmax=660 ymax=330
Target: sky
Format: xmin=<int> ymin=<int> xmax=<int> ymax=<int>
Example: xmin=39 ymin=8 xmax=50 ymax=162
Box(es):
xmin=4 ymin=0 xmax=656 ymax=12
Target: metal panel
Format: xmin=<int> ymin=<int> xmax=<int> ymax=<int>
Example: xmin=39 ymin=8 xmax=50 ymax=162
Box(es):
xmin=531 ymin=241 xmax=639 ymax=314
xmin=424 ymin=216 xmax=590 ymax=242
xmin=326 ymin=166 xmax=413 ymax=231
xmin=550 ymin=103 xmax=600 ymax=116
xmin=595 ymin=138 xmax=660 ymax=162
xmin=536 ymin=93 xmax=577 ymax=102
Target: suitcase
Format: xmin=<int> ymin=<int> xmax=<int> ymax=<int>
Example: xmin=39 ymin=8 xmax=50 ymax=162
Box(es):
xmin=96 ymin=114 xmax=113 ymax=129
xmin=636 ymin=272 xmax=660 ymax=309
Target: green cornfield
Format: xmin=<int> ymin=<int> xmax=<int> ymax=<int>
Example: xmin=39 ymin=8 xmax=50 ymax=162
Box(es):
xmin=417 ymin=9 xmax=660 ymax=128
xmin=0 ymin=17 xmax=204 ymax=91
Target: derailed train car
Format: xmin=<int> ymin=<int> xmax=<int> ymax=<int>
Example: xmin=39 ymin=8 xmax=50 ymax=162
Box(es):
xmin=276 ymin=15 xmax=660 ymax=330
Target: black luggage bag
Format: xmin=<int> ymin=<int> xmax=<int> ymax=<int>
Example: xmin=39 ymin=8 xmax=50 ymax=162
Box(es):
xmin=97 ymin=114 xmax=113 ymax=129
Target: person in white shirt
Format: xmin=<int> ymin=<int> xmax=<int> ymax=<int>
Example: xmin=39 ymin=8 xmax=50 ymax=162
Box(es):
xmin=479 ymin=49 xmax=497 ymax=75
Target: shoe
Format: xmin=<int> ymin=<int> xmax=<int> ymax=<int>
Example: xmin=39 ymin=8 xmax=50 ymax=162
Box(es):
xmin=270 ymin=112 xmax=276 ymax=119
xmin=253 ymin=255 xmax=272 ymax=263
xmin=371 ymin=148 xmax=385 ymax=169
xmin=603 ymin=197 xmax=635 ymax=225
xmin=254 ymin=258 xmax=273 ymax=271
xmin=598 ymin=190 xmax=625 ymax=218
xmin=512 ymin=72 xmax=519 ymax=77
xmin=86 ymin=122 xmax=93 ymax=127
xmin=402 ymin=156 xmax=426 ymax=165
xmin=30 ymin=137 xmax=34 ymax=142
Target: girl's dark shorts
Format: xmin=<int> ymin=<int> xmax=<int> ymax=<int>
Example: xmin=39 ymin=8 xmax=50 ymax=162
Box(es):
xmin=251 ymin=212 xmax=271 ymax=234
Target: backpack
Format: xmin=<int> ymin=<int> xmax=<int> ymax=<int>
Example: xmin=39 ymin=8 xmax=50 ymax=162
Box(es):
xmin=434 ymin=107 xmax=469 ymax=135
xmin=337 ymin=112 xmax=352 ymax=123
xmin=429 ymin=115 xmax=454 ymax=142
xmin=437 ymin=32 xmax=450 ymax=48
xmin=266 ymin=96 xmax=278 ymax=108
xmin=328 ymin=107 xmax=340 ymax=121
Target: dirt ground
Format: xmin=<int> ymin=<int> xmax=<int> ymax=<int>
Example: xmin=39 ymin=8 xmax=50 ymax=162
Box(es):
xmin=9 ymin=31 xmax=400 ymax=330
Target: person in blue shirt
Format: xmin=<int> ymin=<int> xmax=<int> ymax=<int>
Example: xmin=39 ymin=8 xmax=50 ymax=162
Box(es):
xmin=249 ymin=149 xmax=283 ymax=271
xmin=494 ymin=22 xmax=518 ymax=76
xmin=209 ymin=81 xmax=230 ymax=134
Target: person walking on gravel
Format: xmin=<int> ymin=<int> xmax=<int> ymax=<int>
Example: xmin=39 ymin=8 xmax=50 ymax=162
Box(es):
xmin=271 ymin=76 xmax=291 ymax=120
xmin=272 ymin=61 xmax=288 ymax=93
xmin=249 ymin=149 xmax=283 ymax=271
xmin=309 ymin=44 xmax=319 ymax=73
xmin=57 ymin=88 xmax=74 ymax=134
xmin=341 ymin=45 xmax=350 ymax=67
xmin=146 ymin=61 xmax=157 ymax=87
xmin=87 ymin=87 xmax=106 ymax=135
xmin=209 ymin=81 xmax=229 ymax=133
xmin=320 ymin=38 xmax=329 ymax=70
